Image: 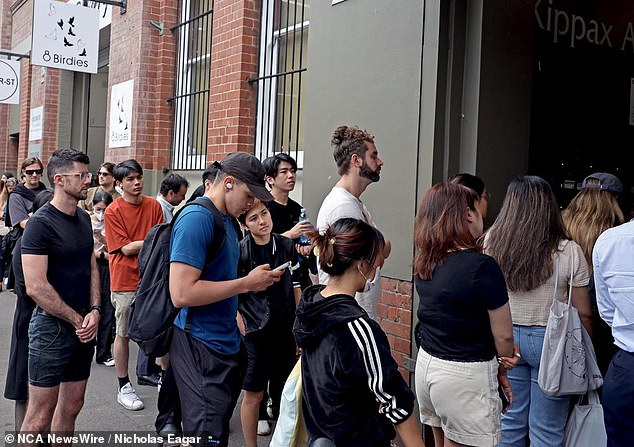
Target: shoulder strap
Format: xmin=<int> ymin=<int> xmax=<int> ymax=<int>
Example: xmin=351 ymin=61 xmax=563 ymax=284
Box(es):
xmin=173 ymin=197 xmax=227 ymax=260
xmin=174 ymin=198 xmax=229 ymax=332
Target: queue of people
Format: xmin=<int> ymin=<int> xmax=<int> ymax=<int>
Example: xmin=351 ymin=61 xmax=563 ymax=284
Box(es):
xmin=1 ymin=125 xmax=632 ymax=447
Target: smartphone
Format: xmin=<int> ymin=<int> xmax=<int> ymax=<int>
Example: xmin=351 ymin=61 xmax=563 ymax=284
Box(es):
xmin=273 ymin=261 xmax=292 ymax=272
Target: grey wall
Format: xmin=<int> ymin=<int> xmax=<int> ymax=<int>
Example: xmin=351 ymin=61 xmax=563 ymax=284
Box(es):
xmin=302 ymin=0 xmax=424 ymax=281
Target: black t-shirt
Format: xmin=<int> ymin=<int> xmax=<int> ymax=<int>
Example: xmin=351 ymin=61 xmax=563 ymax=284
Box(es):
xmin=21 ymin=203 xmax=94 ymax=313
xmin=415 ymin=249 xmax=508 ymax=362
xmin=268 ymin=197 xmax=315 ymax=288
xmin=251 ymin=239 xmax=288 ymax=322
xmin=267 ymin=198 xmax=303 ymax=235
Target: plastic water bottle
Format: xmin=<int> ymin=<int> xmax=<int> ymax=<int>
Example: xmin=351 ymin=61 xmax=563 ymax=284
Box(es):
xmin=298 ymin=208 xmax=311 ymax=246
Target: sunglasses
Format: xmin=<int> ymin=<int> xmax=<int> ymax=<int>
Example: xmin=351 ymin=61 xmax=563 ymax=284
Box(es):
xmin=25 ymin=169 xmax=43 ymax=176
xmin=98 ymin=172 xmax=112 ymax=177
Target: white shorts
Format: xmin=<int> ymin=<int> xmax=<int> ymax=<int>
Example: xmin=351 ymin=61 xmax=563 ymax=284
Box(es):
xmin=415 ymin=347 xmax=501 ymax=447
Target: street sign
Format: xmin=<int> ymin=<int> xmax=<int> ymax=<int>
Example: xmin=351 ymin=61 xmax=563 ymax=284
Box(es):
xmin=0 ymin=59 xmax=20 ymax=104
xmin=31 ymin=0 xmax=100 ymax=74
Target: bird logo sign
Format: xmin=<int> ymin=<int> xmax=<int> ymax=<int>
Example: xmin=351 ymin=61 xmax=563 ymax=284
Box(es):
xmin=31 ymin=0 xmax=99 ymax=74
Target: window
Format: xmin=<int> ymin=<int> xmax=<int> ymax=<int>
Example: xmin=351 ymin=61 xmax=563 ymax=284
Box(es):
xmin=170 ymin=0 xmax=213 ymax=170
xmin=252 ymin=0 xmax=310 ymax=168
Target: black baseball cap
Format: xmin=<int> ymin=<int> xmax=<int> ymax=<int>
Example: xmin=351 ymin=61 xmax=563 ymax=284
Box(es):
xmin=581 ymin=172 xmax=623 ymax=195
xmin=215 ymin=152 xmax=273 ymax=201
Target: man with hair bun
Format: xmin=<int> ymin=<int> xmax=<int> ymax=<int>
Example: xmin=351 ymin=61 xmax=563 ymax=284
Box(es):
xmin=316 ymin=125 xmax=391 ymax=320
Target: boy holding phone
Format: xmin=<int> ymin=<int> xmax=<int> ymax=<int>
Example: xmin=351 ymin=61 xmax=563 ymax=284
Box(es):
xmin=236 ymin=200 xmax=301 ymax=447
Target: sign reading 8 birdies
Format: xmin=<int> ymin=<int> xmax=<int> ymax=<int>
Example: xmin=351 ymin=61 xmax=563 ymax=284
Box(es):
xmin=0 ymin=59 xmax=20 ymax=104
xmin=31 ymin=0 xmax=99 ymax=74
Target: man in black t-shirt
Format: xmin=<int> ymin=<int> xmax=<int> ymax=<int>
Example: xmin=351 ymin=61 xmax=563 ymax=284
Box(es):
xmin=19 ymin=149 xmax=100 ymax=440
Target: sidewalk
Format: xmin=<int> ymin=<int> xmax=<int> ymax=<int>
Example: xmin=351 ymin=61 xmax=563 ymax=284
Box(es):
xmin=0 ymin=290 xmax=274 ymax=446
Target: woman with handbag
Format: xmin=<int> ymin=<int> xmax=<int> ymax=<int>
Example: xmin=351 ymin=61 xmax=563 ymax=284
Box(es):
xmin=562 ymin=173 xmax=624 ymax=376
xmin=414 ymin=182 xmax=517 ymax=447
xmin=484 ymin=175 xmax=593 ymax=447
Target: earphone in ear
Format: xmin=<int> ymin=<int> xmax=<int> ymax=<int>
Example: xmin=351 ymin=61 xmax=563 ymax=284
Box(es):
xmin=226 ymin=182 xmax=233 ymax=190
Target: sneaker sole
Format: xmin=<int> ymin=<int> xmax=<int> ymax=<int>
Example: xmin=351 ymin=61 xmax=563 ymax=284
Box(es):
xmin=117 ymin=395 xmax=144 ymax=411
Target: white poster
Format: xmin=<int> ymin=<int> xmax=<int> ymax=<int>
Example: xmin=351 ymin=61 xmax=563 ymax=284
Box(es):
xmin=109 ymin=79 xmax=133 ymax=148
xmin=630 ymin=78 xmax=634 ymax=126
xmin=0 ymin=59 xmax=21 ymax=104
xmin=29 ymin=106 xmax=44 ymax=141
xmin=31 ymin=0 xmax=100 ymax=74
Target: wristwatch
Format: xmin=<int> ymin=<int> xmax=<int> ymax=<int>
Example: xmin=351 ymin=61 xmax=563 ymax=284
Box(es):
xmin=90 ymin=305 xmax=102 ymax=315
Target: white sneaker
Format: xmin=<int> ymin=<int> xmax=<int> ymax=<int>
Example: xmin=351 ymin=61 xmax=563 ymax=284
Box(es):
xmin=103 ymin=358 xmax=115 ymax=367
xmin=257 ymin=420 xmax=271 ymax=436
xmin=117 ymin=382 xmax=144 ymax=410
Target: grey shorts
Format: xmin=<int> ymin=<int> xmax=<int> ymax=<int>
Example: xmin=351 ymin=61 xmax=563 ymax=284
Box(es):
xmin=28 ymin=308 xmax=94 ymax=387
xmin=111 ymin=291 xmax=134 ymax=337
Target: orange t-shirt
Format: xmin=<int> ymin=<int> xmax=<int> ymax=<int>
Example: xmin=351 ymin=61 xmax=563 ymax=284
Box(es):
xmin=105 ymin=195 xmax=164 ymax=292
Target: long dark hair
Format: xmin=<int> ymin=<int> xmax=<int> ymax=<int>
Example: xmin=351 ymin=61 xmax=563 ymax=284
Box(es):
xmin=485 ymin=176 xmax=568 ymax=292
xmin=310 ymin=218 xmax=385 ymax=277
xmin=414 ymin=182 xmax=481 ymax=280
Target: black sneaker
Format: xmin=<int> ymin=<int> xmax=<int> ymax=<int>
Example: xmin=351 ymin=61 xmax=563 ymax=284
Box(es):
xmin=137 ymin=372 xmax=161 ymax=387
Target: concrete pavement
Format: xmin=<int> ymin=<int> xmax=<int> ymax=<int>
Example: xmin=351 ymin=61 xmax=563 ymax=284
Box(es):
xmin=0 ymin=289 xmax=274 ymax=446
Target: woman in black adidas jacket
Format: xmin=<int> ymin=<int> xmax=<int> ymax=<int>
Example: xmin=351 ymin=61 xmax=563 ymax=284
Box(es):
xmin=294 ymin=218 xmax=423 ymax=447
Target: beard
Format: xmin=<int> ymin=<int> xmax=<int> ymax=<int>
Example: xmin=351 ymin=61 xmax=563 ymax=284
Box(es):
xmin=360 ymin=161 xmax=381 ymax=182
xmin=67 ymin=188 xmax=88 ymax=201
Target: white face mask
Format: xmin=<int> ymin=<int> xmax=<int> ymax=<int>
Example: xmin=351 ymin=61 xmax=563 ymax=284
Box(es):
xmin=358 ymin=264 xmax=375 ymax=293
xmin=94 ymin=210 xmax=104 ymax=221
xmin=114 ymin=185 xmax=124 ymax=196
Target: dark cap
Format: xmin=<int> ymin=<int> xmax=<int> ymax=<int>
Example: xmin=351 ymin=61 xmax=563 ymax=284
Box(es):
xmin=215 ymin=152 xmax=273 ymax=201
xmin=581 ymin=172 xmax=623 ymax=195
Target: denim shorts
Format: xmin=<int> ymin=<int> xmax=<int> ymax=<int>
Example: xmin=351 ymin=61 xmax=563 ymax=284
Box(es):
xmin=28 ymin=308 xmax=94 ymax=387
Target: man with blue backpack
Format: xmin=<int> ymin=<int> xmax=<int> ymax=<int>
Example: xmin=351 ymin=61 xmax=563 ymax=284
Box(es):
xmin=169 ymin=152 xmax=283 ymax=446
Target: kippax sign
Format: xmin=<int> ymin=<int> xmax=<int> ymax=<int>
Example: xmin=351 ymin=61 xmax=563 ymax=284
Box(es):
xmin=31 ymin=0 xmax=99 ymax=74
xmin=0 ymin=59 xmax=20 ymax=104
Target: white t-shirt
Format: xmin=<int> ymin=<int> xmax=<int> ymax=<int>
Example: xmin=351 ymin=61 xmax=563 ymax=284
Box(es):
xmin=316 ymin=187 xmax=382 ymax=320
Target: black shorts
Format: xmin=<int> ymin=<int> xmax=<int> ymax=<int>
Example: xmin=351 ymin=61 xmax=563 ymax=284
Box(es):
xmin=242 ymin=321 xmax=296 ymax=393
xmin=28 ymin=308 xmax=94 ymax=387
xmin=170 ymin=328 xmax=241 ymax=447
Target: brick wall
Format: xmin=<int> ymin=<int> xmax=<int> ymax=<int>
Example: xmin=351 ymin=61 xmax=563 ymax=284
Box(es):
xmin=377 ymin=277 xmax=415 ymax=384
xmin=0 ymin=0 xmax=12 ymax=171
xmin=207 ymin=0 xmax=260 ymax=160
xmin=105 ymin=0 xmax=177 ymax=169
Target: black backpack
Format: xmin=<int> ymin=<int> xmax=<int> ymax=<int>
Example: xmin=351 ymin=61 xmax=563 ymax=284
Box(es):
xmin=127 ymin=198 xmax=228 ymax=357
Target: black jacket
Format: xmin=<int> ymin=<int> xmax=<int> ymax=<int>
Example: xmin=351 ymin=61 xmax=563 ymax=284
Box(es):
xmin=294 ymin=285 xmax=415 ymax=447
xmin=237 ymin=233 xmax=299 ymax=334
xmin=5 ymin=182 xmax=47 ymax=227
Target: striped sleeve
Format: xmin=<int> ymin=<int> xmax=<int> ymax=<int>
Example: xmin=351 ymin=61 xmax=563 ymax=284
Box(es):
xmin=347 ymin=317 xmax=414 ymax=424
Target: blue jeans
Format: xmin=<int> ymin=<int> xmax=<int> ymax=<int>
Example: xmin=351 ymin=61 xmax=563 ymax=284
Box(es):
xmin=603 ymin=349 xmax=634 ymax=447
xmin=498 ymin=325 xmax=570 ymax=447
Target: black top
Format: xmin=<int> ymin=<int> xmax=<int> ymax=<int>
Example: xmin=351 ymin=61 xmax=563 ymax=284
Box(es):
xmin=415 ymin=249 xmax=508 ymax=362
xmin=268 ymin=198 xmax=315 ymax=288
xmin=21 ymin=203 xmax=94 ymax=314
xmin=268 ymin=198 xmax=303 ymax=235
xmin=238 ymin=233 xmax=299 ymax=334
xmin=294 ymin=285 xmax=414 ymax=447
